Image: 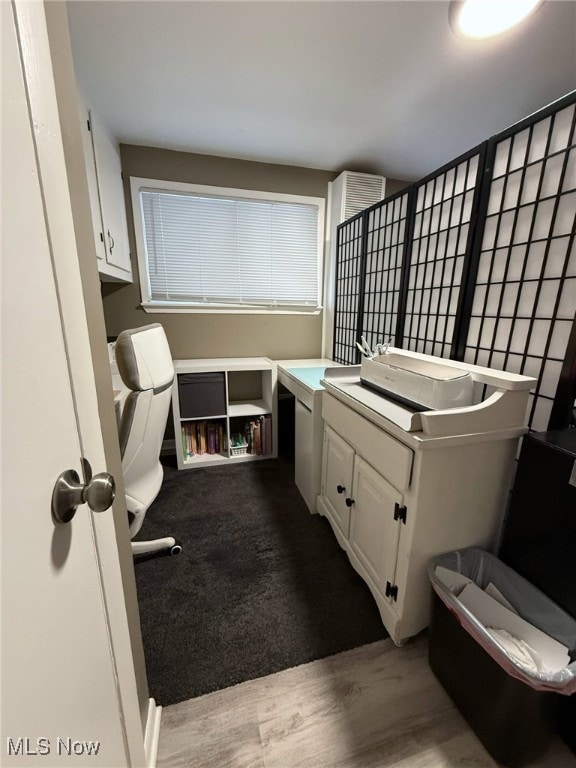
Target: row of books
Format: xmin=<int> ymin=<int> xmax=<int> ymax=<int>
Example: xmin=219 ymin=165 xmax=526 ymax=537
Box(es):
xmin=237 ymin=414 xmax=273 ymax=456
xmin=181 ymin=421 xmax=227 ymax=458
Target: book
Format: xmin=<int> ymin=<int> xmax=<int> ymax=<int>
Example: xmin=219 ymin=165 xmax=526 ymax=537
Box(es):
xmin=254 ymin=421 xmax=261 ymax=455
xmin=207 ymin=423 xmax=217 ymax=455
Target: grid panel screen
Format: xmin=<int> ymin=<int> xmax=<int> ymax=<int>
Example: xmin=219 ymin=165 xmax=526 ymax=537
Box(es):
xmin=360 ymin=191 xmax=410 ymax=352
xmin=333 ymin=215 xmax=364 ymax=364
xmin=402 ymin=153 xmax=481 ymax=357
xmin=464 ymin=101 xmax=576 ymax=432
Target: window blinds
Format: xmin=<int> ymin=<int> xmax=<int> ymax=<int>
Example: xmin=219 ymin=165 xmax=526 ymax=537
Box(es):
xmin=140 ymin=190 xmax=320 ymax=308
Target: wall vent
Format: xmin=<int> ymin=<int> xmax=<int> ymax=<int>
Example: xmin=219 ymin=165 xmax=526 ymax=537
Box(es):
xmin=322 ymin=170 xmax=386 ymax=358
xmin=333 ymin=171 xmax=386 ymax=223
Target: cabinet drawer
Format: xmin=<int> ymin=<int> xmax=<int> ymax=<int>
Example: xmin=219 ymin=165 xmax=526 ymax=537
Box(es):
xmin=322 ymin=393 xmax=413 ymax=491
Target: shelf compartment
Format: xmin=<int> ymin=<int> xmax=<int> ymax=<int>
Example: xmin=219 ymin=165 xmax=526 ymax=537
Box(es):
xmin=227 ymin=369 xmax=263 ymax=403
xmin=229 ymin=453 xmax=271 ymax=462
xmin=182 ymin=452 xmax=228 ymax=467
xmin=228 ymin=399 xmax=270 ymax=417
xmin=180 ymin=419 xmax=227 ymax=461
xmin=178 ymin=372 xmax=226 ymax=418
xmin=229 ymin=414 xmax=273 ymax=457
xmin=180 ymin=414 xmax=227 ymax=422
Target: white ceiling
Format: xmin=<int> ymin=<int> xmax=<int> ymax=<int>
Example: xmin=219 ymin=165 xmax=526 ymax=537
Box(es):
xmin=67 ymin=0 xmax=576 ymax=182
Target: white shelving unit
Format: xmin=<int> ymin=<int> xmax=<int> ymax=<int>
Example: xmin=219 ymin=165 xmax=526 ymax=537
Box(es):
xmin=172 ymin=358 xmax=277 ymax=469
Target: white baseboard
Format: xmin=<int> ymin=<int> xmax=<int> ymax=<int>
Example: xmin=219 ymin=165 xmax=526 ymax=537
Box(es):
xmin=144 ymin=698 xmax=162 ymax=768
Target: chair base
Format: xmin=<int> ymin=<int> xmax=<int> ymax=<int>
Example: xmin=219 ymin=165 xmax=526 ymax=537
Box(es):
xmin=131 ymin=537 xmax=182 ymax=556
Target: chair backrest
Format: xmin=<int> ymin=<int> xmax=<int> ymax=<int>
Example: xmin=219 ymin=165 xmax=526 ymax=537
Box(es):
xmin=115 ymin=324 xmax=174 ymax=536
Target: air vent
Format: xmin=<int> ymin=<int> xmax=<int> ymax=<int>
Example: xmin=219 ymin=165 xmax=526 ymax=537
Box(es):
xmin=323 ymin=169 xmax=386 ymax=358
xmin=342 ymin=173 xmax=386 ymax=219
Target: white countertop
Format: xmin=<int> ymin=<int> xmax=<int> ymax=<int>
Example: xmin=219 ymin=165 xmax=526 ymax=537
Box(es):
xmin=276 ymin=359 xmax=341 ymax=394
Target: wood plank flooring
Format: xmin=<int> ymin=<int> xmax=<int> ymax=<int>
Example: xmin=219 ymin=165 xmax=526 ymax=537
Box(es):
xmin=157 ymin=635 xmax=576 ymax=768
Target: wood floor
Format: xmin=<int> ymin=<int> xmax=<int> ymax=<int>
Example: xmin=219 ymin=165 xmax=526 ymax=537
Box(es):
xmin=157 ymin=634 xmax=576 ymax=768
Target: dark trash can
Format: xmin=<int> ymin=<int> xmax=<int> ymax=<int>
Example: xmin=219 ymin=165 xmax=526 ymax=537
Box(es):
xmin=428 ymin=548 xmax=576 ymax=767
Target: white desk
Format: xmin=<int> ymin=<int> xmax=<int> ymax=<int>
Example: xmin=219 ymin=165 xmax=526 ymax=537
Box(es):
xmin=276 ymin=359 xmax=340 ymax=513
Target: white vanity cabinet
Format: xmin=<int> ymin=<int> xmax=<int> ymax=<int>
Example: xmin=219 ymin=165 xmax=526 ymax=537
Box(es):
xmin=317 ymin=350 xmax=536 ymax=646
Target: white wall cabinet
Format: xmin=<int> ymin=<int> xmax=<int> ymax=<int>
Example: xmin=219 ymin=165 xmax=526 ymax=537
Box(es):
xmin=78 ymin=98 xmax=132 ymax=282
xmin=172 ymin=358 xmax=277 ymax=470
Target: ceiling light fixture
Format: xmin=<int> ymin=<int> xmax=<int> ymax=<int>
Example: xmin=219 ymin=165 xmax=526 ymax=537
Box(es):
xmin=450 ymin=0 xmax=543 ymax=40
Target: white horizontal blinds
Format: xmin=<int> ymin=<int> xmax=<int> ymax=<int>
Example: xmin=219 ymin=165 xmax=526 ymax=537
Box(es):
xmin=141 ymin=190 xmax=319 ymax=307
xmin=361 ymin=191 xmax=410 ymax=351
xmin=333 ymin=216 xmax=363 ymax=364
xmin=464 ymin=100 xmax=576 ymax=432
xmin=403 ymin=153 xmax=480 ymax=357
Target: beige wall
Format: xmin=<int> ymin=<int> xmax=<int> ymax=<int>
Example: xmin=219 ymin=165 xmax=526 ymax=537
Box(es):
xmin=102 ymin=146 xmax=336 ymax=359
xmin=102 ymin=144 xmax=410 ymax=359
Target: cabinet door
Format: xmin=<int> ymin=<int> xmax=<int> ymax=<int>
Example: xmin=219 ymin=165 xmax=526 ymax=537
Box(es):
xmin=78 ymin=100 xmax=107 ymax=264
xmin=90 ymin=111 xmax=132 ymax=280
xmin=322 ymin=426 xmax=355 ymax=538
xmin=349 ymin=455 xmax=402 ymax=598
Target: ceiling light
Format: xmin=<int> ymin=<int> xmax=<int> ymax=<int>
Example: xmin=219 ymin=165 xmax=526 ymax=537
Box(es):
xmin=450 ymin=0 xmax=543 ymax=40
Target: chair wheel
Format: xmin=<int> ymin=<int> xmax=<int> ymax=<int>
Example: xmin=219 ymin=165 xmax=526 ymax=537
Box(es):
xmin=170 ymin=543 xmax=183 ymax=556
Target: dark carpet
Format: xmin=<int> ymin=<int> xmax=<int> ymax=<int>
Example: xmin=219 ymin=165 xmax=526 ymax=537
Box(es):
xmin=133 ymin=456 xmax=388 ymax=706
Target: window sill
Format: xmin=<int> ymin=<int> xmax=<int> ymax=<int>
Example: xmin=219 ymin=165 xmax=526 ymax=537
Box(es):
xmin=141 ymin=302 xmax=323 ymax=316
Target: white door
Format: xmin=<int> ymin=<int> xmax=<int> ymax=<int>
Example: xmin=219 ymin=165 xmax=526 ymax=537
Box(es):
xmin=322 ymin=427 xmax=355 ymax=538
xmin=2 ymin=3 xmax=144 ymax=766
xmin=349 ymin=456 xmax=402 ymax=598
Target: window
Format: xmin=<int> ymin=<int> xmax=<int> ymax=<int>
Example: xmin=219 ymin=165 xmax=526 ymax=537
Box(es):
xmin=130 ymin=178 xmax=325 ymax=313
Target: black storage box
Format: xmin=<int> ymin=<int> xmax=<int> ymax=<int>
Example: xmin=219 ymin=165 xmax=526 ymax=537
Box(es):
xmin=429 ymin=591 xmax=560 ymax=767
xmin=178 ymin=372 xmax=226 ymax=418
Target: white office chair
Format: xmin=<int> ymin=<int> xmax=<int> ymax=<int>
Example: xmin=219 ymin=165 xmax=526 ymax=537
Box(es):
xmin=115 ymin=323 xmax=182 ymax=556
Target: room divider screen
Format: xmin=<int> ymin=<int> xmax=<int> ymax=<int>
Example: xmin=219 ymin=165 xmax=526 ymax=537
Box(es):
xmin=401 ymin=146 xmax=486 ymax=359
xmin=461 ymin=96 xmax=576 ymax=432
xmin=333 ymin=91 xmax=576 ymax=431
xmin=359 ymin=187 xmax=413 ymax=355
xmin=333 ymin=213 xmax=364 ymax=364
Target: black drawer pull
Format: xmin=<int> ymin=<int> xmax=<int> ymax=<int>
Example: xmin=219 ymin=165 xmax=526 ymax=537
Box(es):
xmin=345 ymin=497 xmax=355 ymax=507
xmin=336 ymin=485 xmax=346 ymax=494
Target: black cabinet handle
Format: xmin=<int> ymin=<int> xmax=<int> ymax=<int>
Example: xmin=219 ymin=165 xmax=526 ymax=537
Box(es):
xmin=336 ymin=485 xmax=346 ymax=494
xmin=345 ymin=497 xmax=355 ymax=507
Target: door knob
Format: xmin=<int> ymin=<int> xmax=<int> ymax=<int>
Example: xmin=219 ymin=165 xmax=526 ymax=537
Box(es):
xmin=52 ymin=459 xmax=116 ymax=524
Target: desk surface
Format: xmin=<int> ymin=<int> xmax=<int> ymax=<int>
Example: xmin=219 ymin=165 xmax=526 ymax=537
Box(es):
xmin=276 ymin=359 xmax=340 ymax=394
